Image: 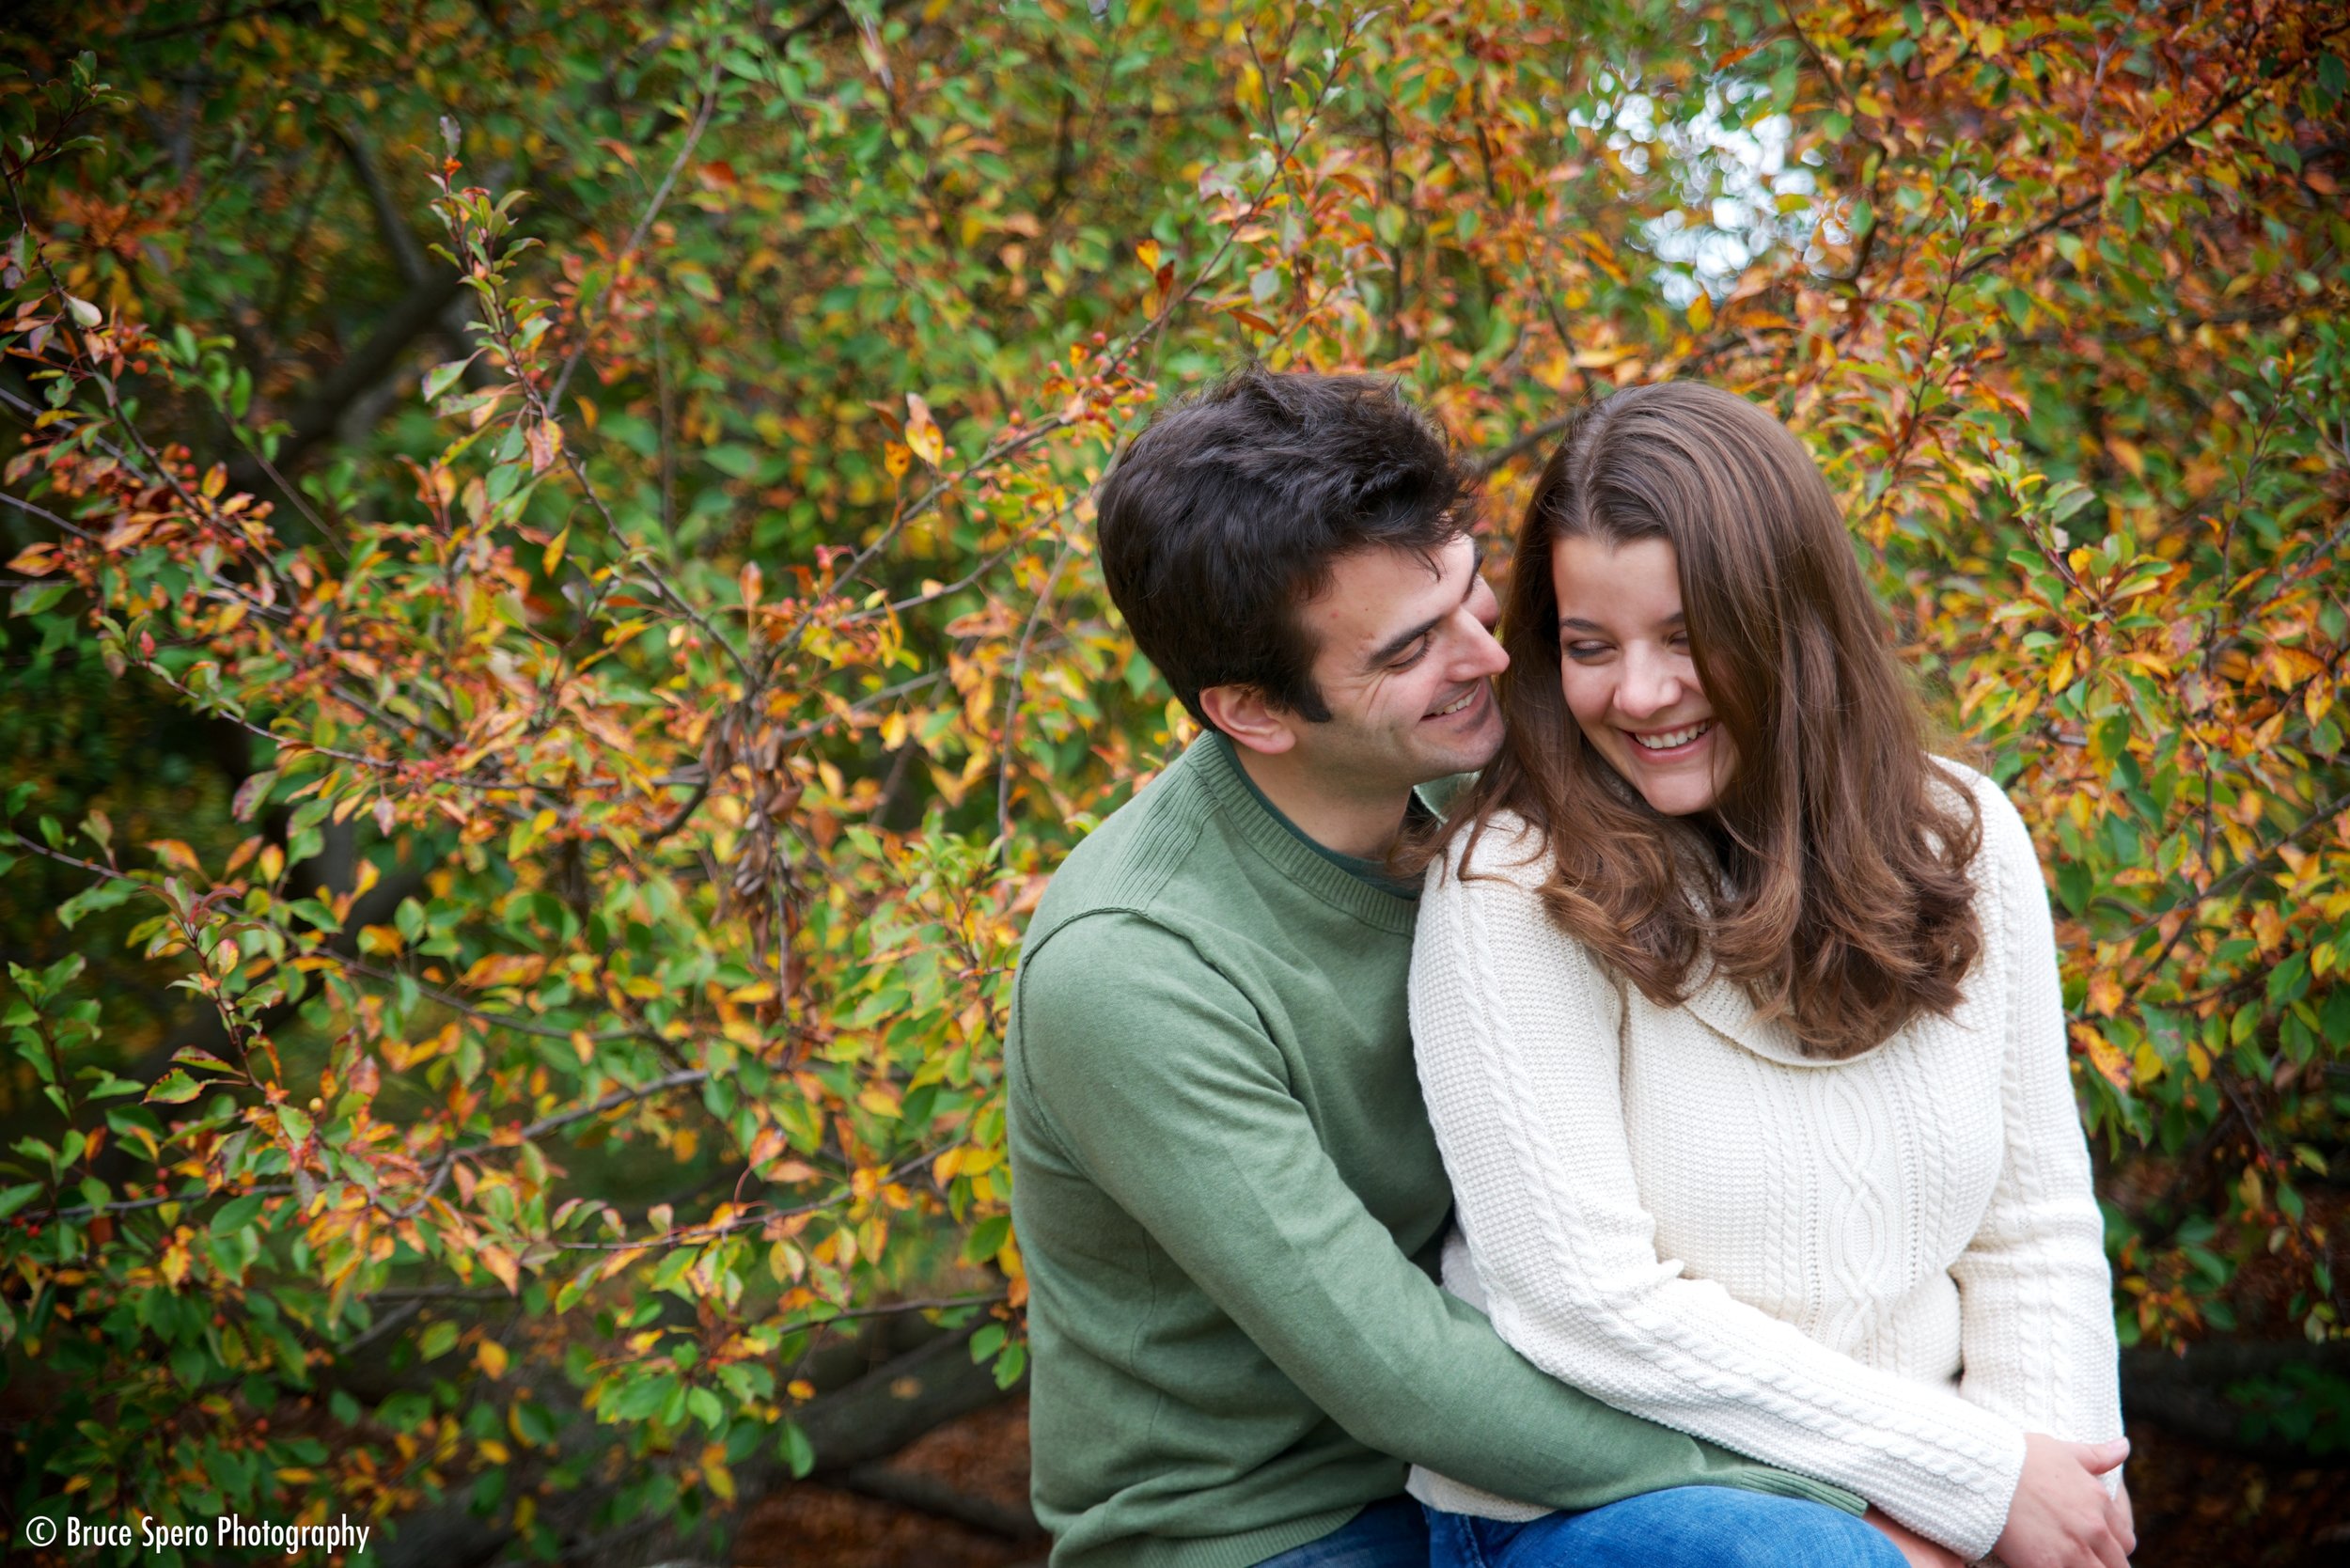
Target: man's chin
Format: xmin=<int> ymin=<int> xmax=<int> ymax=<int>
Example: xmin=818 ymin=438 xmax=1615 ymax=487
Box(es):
xmin=1418 ymin=718 xmax=1504 ymax=781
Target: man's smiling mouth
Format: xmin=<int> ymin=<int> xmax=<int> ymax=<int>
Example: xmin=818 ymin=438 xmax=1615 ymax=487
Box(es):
xmin=1430 ymin=689 xmax=1480 ymax=718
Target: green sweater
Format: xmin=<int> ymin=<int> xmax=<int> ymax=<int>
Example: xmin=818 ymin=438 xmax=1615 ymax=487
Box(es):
xmin=1006 ymin=733 xmax=1861 ymax=1568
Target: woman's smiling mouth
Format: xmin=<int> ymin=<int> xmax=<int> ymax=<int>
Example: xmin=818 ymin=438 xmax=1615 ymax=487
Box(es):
xmin=1627 ymin=720 xmax=1713 ymax=753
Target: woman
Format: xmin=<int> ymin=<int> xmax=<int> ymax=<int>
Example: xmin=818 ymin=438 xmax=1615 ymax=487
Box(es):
xmin=1406 ymin=383 xmax=2131 ymax=1568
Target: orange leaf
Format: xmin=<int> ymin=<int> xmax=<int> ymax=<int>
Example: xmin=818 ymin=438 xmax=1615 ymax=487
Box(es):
xmin=478 ymin=1243 xmax=522 ymax=1294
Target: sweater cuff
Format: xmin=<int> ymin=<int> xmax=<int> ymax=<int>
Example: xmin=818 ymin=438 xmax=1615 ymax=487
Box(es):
xmin=1934 ymin=1420 xmax=2026 ymax=1562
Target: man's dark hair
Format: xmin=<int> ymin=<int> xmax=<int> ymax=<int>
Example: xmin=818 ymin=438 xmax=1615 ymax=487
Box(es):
xmin=1094 ymin=366 xmax=1469 ymax=728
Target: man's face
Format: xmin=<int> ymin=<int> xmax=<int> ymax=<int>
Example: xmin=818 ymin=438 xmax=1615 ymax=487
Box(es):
xmin=1286 ymin=534 xmax=1510 ymax=795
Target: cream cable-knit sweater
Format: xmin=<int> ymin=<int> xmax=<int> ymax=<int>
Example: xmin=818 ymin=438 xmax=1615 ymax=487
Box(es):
xmin=1405 ymin=763 xmax=2123 ymax=1560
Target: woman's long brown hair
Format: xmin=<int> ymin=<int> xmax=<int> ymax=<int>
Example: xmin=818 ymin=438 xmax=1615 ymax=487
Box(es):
xmin=1449 ymin=382 xmax=1982 ymax=1060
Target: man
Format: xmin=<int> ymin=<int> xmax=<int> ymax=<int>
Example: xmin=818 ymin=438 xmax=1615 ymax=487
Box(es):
xmin=1005 ymin=368 xmax=1888 ymax=1568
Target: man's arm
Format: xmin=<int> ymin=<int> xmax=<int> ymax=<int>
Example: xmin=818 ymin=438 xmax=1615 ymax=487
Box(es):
xmin=1013 ymin=911 xmax=1859 ymax=1516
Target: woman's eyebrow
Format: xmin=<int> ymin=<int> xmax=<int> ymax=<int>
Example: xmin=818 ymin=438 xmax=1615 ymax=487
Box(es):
xmin=1558 ymin=612 xmax=1685 ymax=633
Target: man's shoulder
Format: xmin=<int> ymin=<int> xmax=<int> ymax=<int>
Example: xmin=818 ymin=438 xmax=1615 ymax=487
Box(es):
xmin=1025 ymin=745 xmax=1236 ymax=945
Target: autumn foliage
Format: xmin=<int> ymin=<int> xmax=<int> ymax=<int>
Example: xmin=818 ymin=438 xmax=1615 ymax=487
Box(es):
xmin=1 ymin=0 xmax=2345 ymax=1559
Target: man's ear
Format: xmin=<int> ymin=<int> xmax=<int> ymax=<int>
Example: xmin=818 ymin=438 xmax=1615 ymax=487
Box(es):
xmin=1197 ymin=684 xmax=1299 ymax=757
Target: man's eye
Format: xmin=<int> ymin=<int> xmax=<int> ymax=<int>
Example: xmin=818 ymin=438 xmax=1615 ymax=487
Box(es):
xmin=1392 ymin=634 xmax=1434 ymax=669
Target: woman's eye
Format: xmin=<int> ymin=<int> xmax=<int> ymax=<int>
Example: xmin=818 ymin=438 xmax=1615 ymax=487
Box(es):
xmin=1562 ymin=641 xmax=1608 ymax=661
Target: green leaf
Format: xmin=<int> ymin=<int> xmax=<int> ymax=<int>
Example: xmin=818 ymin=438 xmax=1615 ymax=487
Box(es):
xmin=419 ymin=1320 xmax=461 ymax=1361
xmin=422 ymin=359 xmax=474 ymax=403
xmin=211 ymin=1193 xmax=266 ymax=1235
xmin=146 ymin=1070 xmax=203 ymax=1105
xmin=686 ymin=1386 xmax=724 ymax=1431
xmin=777 ymin=1419 xmax=816 ymax=1479
xmin=960 ymin=1213 xmax=1011 ymax=1264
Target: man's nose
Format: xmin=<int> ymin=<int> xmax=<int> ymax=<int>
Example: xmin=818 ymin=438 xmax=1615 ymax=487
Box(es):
xmin=1459 ymin=581 xmax=1509 ymax=675
xmin=1452 ymin=606 xmax=1511 ymax=678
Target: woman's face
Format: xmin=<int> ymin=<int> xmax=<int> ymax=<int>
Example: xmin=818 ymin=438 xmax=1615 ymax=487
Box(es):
xmin=1552 ymin=533 xmax=1738 ymax=817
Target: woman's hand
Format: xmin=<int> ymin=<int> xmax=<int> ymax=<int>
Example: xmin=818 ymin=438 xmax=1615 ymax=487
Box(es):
xmin=1864 ymin=1507 xmax=1966 ymax=1568
xmin=1993 ymin=1434 xmax=2135 ymax=1568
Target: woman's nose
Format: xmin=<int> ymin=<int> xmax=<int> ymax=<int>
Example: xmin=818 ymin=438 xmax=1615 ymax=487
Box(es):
xmin=1615 ymin=647 xmax=1682 ymax=717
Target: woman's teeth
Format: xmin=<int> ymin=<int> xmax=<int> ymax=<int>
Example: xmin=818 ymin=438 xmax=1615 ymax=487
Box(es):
xmin=1432 ymin=690 xmax=1478 ymax=717
xmin=1631 ymin=721 xmax=1711 ymax=751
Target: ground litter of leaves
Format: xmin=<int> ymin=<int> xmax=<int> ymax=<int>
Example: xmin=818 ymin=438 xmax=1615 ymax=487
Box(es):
xmin=732 ymin=1398 xmax=2345 ymax=1566
xmin=734 ymin=1398 xmax=1041 ymax=1568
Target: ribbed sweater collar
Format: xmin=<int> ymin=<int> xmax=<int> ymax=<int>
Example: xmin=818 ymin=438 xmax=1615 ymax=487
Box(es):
xmin=1185 ymin=732 xmax=1420 ymax=937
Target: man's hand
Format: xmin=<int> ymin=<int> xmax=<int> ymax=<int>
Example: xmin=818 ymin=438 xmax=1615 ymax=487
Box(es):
xmin=1864 ymin=1507 xmax=1966 ymax=1568
xmin=1993 ymin=1434 xmax=2135 ymax=1568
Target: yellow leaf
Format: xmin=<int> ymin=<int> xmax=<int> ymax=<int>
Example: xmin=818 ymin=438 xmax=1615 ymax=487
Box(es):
xmin=702 ymin=1445 xmax=736 ymax=1502
xmin=883 ymin=440 xmax=911 ymax=478
xmin=905 ymin=393 xmax=945 ymax=467
xmin=1570 ymin=344 xmax=1638 ymax=368
xmin=2071 ymin=1024 xmax=2130 ymax=1092
xmin=2046 ymin=646 xmax=2076 ymax=693
xmin=2087 ymin=970 xmax=2123 ymax=1016
xmin=543 ymin=526 xmax=571 ymax=574
xmin=1136 ymin=238 xmax=1161 ymax=271
xmin=1686 ymin=291 xmax=1714 ymax=332
xmin=477 ymin=1340 xmax=510 ymax=1379
xmin=149 ymin=838 xmax=202 ymax=872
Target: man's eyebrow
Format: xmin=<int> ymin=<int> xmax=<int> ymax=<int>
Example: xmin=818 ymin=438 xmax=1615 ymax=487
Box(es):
xmin=1364 ymin=543 xmax=1482 ymax=668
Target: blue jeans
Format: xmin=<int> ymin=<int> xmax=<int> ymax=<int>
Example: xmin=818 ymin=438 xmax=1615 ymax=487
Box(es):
xmin=1428 ymin=1486 xmax=1908 ymax=1568
xmin=1255 ymin=1496 xmax=1430 ymax=1567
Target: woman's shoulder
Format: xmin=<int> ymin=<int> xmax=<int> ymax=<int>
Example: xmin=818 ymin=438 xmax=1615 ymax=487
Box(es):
xmin=1926 ymin=754 xmax=2045 ymax=899
xmin=1926 ymin=754 xmax=2030 ymax=836
xmin=1428 ymin=807 xmax=1557 ymax=891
